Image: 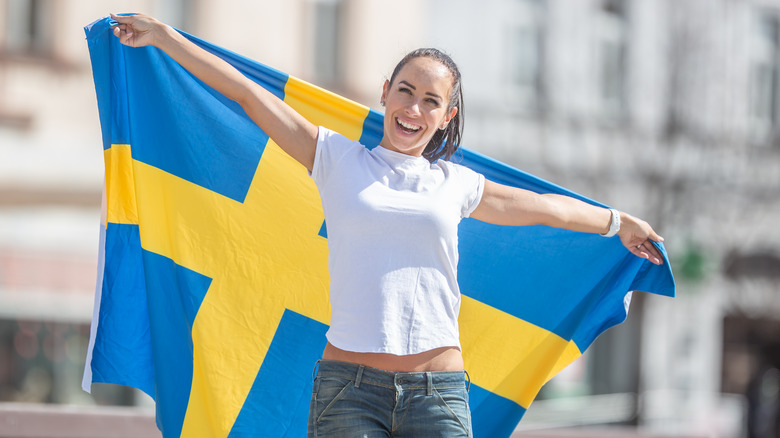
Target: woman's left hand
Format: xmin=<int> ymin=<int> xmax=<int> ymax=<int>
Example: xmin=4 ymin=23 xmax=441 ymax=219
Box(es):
xmin=618 ymin=212 xmax=665 ymax=265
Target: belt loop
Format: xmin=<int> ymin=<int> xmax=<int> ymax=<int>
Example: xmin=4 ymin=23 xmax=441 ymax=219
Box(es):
xmin=426 ymin=372 xmax=433 ymax=396
xmin=355 ymin=365 xmax=364 ymax=388
xmin=312 ymin=360 xmax=321 ymax=381
xmin=464 ymin=370 xmax=471 ymax=392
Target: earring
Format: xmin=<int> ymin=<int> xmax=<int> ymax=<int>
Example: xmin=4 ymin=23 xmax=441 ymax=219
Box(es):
xmin=380 ymin=100 xmax=385 ymax=107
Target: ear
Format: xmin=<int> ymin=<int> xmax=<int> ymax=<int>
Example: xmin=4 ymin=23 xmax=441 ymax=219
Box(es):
xmin=439 ymin=106 xmax=458 ymax=130
xmin=381 ymin=80 xmax=390 ymax=106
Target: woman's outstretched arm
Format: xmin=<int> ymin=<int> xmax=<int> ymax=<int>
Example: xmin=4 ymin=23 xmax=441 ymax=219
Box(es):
xmin=110 ymin=13 xmax=318 ymax=171
xmin=471 ymin=179 xmax=665 ymax=265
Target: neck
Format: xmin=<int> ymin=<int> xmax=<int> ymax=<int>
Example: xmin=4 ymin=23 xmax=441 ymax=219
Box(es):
xmin=378 ymin=137 xmax=425 ymax=158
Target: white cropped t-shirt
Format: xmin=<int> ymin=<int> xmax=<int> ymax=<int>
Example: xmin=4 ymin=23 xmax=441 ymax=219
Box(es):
xmin=310 ymin=127 xmax=485 ymax=355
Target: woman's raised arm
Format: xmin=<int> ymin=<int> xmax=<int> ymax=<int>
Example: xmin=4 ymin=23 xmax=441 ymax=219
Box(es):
xmin=471 ymin=179 xmax=665 ymax=265
xmin=110 ymin=13 xmax=318 ymax=171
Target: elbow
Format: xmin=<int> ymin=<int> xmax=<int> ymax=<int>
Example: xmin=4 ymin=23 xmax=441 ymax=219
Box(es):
xmin=232 ymin=86 xmax=253 ymax=109
xmin=226 ymin=76 xmax=259 ymax=109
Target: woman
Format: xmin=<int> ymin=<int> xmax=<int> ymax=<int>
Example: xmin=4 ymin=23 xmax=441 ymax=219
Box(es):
xmin=111 ymin=13 xmax=664 ymax=437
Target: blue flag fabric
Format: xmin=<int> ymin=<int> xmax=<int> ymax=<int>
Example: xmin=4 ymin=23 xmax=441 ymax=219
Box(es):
xmin=81 ymin=16 xmax=675 ymax=438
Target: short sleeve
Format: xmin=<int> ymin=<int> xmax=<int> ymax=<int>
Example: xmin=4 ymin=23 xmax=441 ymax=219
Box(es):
xmin=310 ymin=126 xmax=363 ymax=187
xmin=309 ymin=126 xmax=329 ymax=185
xmin=442 ymin=162 xmax=484 ymax=219
xmin=461 ymin=168 xmax=485 ymax=218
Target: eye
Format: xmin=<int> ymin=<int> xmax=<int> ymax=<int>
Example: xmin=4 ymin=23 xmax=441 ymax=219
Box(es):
xmin=425 ymin=98 xmax=441 ymax=107
xmin=398 ymin=86 xmax=413 ymax=95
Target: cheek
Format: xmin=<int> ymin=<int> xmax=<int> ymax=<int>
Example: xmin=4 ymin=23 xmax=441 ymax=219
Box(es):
xmin=428 ymin=109 xmax=447 ymax=126
xmin=384 ymin=115 xmax=395 ymax=132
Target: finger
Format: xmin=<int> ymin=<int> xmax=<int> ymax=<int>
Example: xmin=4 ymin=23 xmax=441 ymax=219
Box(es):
xmin=112 ymin=26 xmax=127 ymax=42
xmin=648 ymin=229 xmax=664 ymax=243
xmin=635 ymin=242 xmax=663 ymax=265
xmin=117 ymin=26 xmax=134 ymax=45
xmin=645 ymin=246 xmax=663 ymax=265
xmin=631 ymin=243 xmax=647 ymax=260
xmin=110 ymin=13 xmax=134 ymax=24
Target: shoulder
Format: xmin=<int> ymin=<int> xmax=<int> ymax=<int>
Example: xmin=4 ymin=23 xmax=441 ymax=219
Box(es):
xmin=437 ymin=158 xmax=483 ymax=182
xmin=318 ymin=126 xmax=347 ymax=145
xmin=437 ymin=159 xmax=485 ymax=214
xmin=312 ymin=126 xmax=367 ymax=183
xmin=317 ymin=126 xmax=365 ymax=154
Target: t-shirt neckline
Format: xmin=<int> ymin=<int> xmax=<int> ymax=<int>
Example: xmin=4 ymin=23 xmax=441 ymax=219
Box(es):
xmin=373 ymin=144 xmax=430 ymax=168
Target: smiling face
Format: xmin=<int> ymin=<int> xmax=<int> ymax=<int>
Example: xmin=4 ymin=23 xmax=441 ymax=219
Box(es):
xmin=379 ymin=56 xmax=458 ymax=157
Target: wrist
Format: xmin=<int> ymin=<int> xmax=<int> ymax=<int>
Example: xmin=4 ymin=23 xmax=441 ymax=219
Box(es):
xmin=153 ymin=22 xmax=179 ymax=49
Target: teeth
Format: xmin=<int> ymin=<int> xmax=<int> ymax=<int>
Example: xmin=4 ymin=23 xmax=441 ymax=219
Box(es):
xmin=397 ymin=119 xmax=420 ymax=131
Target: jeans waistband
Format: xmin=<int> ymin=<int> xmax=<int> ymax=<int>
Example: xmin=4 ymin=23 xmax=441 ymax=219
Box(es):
xmin=313 ymin=360 xmax=470 ymax=393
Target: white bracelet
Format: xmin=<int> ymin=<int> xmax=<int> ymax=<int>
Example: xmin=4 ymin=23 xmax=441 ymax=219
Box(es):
xmin=601 ymin=208 xmax=620 ymax=238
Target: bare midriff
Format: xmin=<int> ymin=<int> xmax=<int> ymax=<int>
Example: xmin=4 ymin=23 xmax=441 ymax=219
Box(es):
xmin=322 ymin=342 xmax=464 ymax=372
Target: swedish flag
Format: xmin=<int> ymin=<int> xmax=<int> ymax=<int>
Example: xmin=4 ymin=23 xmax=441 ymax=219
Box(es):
xmin=81 ymin=16 xmax=675 ymax=438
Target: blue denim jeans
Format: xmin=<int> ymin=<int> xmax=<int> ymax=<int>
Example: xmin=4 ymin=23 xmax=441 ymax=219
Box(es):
xmin=308 ymin=360 xmax=472 ymax=438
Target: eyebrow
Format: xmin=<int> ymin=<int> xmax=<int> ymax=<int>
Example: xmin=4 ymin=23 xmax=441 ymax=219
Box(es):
xmin=398 ymin=80 xmax=442 ymax=101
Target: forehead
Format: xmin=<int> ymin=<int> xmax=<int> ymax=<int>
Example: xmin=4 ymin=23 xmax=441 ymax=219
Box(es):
xmin=394 ymin=57 xmax=454 ymax=94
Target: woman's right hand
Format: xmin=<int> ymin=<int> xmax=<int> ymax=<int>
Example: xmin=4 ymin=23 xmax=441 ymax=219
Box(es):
xmin=108 ymin=12 xmax=318 ymax=171
xmin=111 ymin=13 xmax=165 ymax=48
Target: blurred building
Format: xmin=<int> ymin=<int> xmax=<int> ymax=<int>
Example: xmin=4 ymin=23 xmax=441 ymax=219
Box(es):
xmin=0 ymin=0 xmax=779 ymax=437
xmin=429 ymin=1 xmax=780 ymax=437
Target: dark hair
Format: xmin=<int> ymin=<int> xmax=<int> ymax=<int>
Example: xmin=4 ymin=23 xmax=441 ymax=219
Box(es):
xmin=388 ymin=48 xmax=464 ymax=162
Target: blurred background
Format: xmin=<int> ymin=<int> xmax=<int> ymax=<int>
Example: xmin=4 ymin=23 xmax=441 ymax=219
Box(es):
xmin=0 ymin=0 xmax=779 ymax=437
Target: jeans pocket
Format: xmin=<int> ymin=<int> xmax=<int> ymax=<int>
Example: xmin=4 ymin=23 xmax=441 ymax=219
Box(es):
xmin=433 ymin=386 xmax=472 ymax=436
xmin=313 ymin=377 xmax=354 ymax=423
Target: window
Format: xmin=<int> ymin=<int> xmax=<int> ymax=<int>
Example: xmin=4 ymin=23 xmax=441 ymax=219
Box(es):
xmin=3 ymin=0 xmax=53 ymax=56
xmin=0 ymin=318 xmax=138 ymax=405
xmin=311 ymin=0 xmax=343 ymax=87
xmin=596 ymin=0 xmax=628 ymax=117
xmin=508 ymin=0 xmax=546 ymax=109
xmin=748 ymin=11 xmax=780 ymax=144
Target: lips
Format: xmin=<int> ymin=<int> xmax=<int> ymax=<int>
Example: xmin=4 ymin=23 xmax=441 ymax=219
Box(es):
xmin=396 ymin=117 xmax=421 ymax=135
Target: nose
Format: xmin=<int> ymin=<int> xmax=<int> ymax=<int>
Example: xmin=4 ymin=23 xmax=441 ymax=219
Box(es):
xmin=405 ymin=99 xmax=421 ymax=116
